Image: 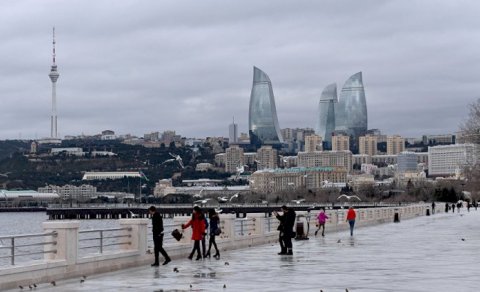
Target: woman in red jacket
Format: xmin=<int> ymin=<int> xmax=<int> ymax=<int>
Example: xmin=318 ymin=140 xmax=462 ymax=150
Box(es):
xmin=346 ymin=206 xmax=356 ymax=236
xmin=182 ymin=206 xmax=206 ymax=260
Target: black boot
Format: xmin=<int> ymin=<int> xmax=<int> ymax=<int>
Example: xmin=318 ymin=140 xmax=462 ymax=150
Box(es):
xmin=205 ymin=251 xmax=211 ymax=258
xmin=213 ymin=251 xmax=220 ymax=259
xmin=196 ymin=255 xmax=202 ymax=261
xmin=278 ymin=248 xmax=287 ymax=255
xmin=286 ymin=248 xmax=293 ymax=255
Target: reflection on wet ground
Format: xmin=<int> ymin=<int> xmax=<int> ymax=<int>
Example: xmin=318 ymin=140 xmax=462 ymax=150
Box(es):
xmin=7 ymin=211 xmax=480 ymax=292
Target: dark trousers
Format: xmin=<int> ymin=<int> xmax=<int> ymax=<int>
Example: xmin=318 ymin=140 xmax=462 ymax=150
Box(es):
xmin=279 ymin=232 xmax=292 ymax=253
xmin=189 ymin=240 xmax=202 ymax=259
xmin=201 ymin=235 xmax=207 ymax=256
xmin=208 ymin=234 xmax=219 ymax=254
xmin=153 ymin=234 xmax=170 ymax=264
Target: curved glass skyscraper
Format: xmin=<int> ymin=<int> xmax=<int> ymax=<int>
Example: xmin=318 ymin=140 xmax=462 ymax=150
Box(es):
xmin=316 ymin=83 xmax=337 ymax=147
xmin=249 ymin=66 xmax=283 ymax=145
xmin=335 ymin=72 xmax=368 ymax=143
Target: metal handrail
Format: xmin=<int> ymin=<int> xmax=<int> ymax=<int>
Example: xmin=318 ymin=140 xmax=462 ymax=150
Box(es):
xmin=78 ymin=227 xmax=132 ymax=254
xmin=79 ymin=227 xmax=131 ymax=234
xmin=0 ymin=231 xmax=57 ymax=265
xmin=0 ymin=231 xmax=57 ymax=241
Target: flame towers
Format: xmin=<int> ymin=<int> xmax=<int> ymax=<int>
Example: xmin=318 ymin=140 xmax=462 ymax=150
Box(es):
xmin=48 ymin=27 xmax=59 ymax=139
xmin=316 ymin=83 xmax=337 ymax=147
xmin=248 ymin=66 xmax=283 ymax=146
xmin=334 ymin=72 xmax=368 ymax=150
xmin=315 ymin=72 xmax=367 ymax=152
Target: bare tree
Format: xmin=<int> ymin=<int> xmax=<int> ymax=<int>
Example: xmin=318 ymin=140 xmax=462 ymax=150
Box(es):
xmin=459 ymin=98 xmax=480 ymax=199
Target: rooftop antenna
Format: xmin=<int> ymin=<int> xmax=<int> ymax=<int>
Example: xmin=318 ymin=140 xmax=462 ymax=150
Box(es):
xmin=52 ymin=27 xmax=56 ymax=65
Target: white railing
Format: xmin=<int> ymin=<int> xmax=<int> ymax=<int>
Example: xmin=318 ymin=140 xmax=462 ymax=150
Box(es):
xmin=0 ymin=203 xmax=440 ymax=291
xmin=79 ymin=227 xmax=132 ymax=255
xmin=0 ymin=232 xmax=57 ymax=265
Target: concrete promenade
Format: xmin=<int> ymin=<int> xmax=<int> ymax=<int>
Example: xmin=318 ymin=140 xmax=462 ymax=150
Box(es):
xmin=14 ymin=209 xmax=479 ymax=292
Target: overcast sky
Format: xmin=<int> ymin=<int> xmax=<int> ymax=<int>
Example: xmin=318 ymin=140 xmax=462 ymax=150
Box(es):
xmin=1 ymin=0 xmax=479 ymax=140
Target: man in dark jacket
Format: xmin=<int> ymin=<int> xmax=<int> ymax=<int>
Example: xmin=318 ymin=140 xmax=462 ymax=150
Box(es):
xmin=149 ymin=206 xmax=171 ymax=266
xmin=274 ymin=205 xmax=296 ymax=255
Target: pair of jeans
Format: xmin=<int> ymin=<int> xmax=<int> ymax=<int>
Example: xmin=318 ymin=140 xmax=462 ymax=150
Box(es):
xmin=348 ymin=220 xmax=355 ymax=236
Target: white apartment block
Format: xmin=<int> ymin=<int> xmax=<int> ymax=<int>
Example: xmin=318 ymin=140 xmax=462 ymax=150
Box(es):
xmin=82 ymin=172 xmax=142 ymax=180
xmin=38 ymin=184 xmax=97 ymax=201
xmin=428 ymin=144 xmax=476 ymax=176
xmin=297 ymin=151 xmax=353 ymax=173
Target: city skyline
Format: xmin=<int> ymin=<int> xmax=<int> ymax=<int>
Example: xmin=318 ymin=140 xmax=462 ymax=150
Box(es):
xmin=0 ymin=1 xmax=479 ymax=140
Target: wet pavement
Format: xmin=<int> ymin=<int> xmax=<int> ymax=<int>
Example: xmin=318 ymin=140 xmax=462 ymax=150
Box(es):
xmin=13 ymin=210 xmax=480 ymax=292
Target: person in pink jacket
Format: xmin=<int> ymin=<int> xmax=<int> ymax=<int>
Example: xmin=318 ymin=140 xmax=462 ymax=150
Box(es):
xmin=315 ymin=208 xmax=329 ymax=237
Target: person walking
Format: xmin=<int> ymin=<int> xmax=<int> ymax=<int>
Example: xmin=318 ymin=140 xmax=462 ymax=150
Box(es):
xmin=148 ymin=206 xmax=171 ymax=266
xmin=452 ymin=203 xmax=455 ymax=213
xmin=201 ymin=212 xmax=209 ymax=258
xmin=315 ymin=208 xmax=329 ymax=237
xmin=182 ymin=206 xmax=206 ymax=260
xmin=274 ymin=205 xmax=296 ymax=255
xmin=346 ymin=206 xmax=356 ymax=236
xmin=205 ymin=209 xmax=221 ymax=259
xmin=431 ymin=201 xmax=436 ymax=214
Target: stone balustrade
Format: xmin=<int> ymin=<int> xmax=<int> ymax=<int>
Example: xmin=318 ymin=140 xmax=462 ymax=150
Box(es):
xmin=0 ymin=203 xmax=441 ymax=290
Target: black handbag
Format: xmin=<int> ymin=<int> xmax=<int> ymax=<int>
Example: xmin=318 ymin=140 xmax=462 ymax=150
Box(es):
xmin=171 ymin=229 xmax=183 ymax=241
xmin=214 ymin=228 xmax=222 ymax=236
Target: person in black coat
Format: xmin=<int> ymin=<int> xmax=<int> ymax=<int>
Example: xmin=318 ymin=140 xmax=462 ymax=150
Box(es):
xmin=274 ymin=205 xmax=296 ymax=255
xmin=148 ymin=206 xmax=171 ymax=266
xmin=206 ymin=209 xmax=221 ymax=259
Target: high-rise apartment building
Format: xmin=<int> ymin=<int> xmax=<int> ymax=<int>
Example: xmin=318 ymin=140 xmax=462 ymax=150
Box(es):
xmin=225 ymin=145 xmax=245 ymax=173
xmin=316 ymin=83 xmax=337 ymax=147
xmin=332 ymin=135 xmax=350 ymax=151
xmin=305 ymin=135 xmax=323 ymax=153
xmin=256 ymin=145 xmax=278 ymax=170
xmin=387 ymin=135 xmax=405 ymax=155
xmin=248 ymin=67 xmax=283 ymax=145
xmin=428 ymin=144 xmax=476 ymax=176
xmin=359 ymin=135 xmax=378 ymax=156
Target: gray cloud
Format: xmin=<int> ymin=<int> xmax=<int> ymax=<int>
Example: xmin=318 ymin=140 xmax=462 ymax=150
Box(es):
xmin=1 ymin=0 xmax=479 ymax=139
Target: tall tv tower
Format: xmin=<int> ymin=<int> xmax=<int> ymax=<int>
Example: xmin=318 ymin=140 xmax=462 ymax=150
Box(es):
xmin=48 ymin=27 xmax=59 ymax=138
